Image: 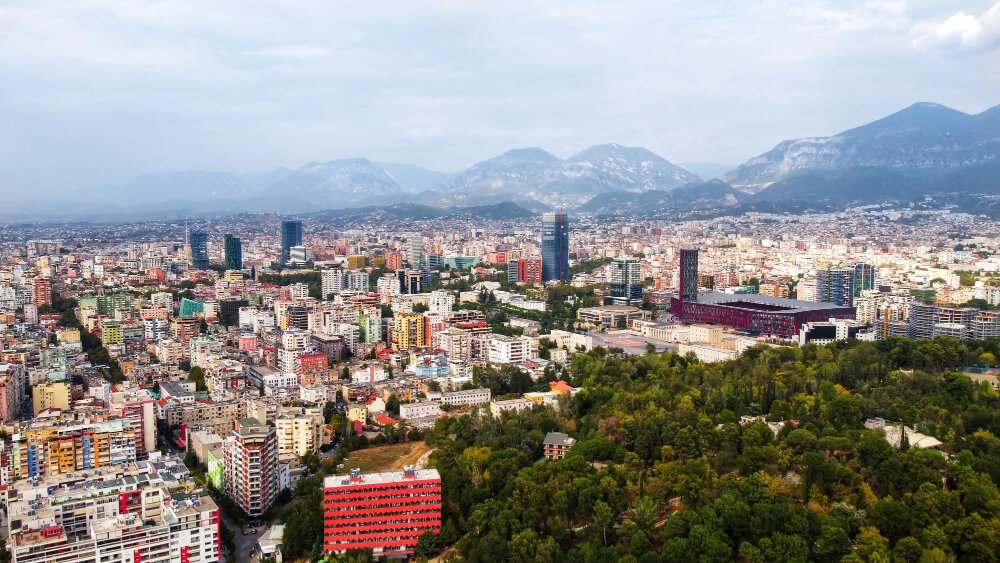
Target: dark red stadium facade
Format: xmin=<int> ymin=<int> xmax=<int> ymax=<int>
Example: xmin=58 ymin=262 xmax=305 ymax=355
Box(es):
xmin=670 ymin=292 xmax=856 ymax=338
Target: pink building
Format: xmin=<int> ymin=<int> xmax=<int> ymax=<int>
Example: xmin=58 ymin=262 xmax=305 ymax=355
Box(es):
xmin=0 ymin=364 xmax=23 ymax=423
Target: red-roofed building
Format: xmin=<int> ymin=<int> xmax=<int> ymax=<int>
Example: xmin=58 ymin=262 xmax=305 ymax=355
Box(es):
xmin=549 ymin=380 xmax=576 ymax=394
xmin=374 ymin=414 xmax=397 ymax=427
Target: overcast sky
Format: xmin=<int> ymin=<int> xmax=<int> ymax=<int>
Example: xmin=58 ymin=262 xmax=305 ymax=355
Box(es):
xmin=1 ymin=0 xmax=998 ymax=193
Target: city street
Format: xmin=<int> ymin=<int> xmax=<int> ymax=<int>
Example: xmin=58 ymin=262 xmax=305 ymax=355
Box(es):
xmin=219 ymin=508 xmax=258 ymax=563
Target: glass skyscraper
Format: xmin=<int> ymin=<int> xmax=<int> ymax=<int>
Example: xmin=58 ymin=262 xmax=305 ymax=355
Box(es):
xmin=224 ymin=234 xmax=242 ymax=270
xmin=188 ymin=231 xmax=210 ymax=270
xmin=609 ymin=257 xmax=643 ymax=305
xmin=678 ymin=248 xmax=699 ymax=301
xmin=280 ymin=219 xmax=302 ymax=264
xmin=541 ymin=212 xmax=569 ymax=282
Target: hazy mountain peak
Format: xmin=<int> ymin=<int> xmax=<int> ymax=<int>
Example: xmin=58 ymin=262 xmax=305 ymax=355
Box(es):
xmin=377 ymin=162 xmax=451 ymax=193
xmin=271 ymin=157 xmax=401 ymax=199
xmin=726 ymin=101 xmax=1000 ymax=191
xmin=493 ymin=147 xmax=563 ymax=163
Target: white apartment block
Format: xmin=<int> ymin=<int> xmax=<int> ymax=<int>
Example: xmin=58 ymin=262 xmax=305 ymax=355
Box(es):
xmin=440 ymin=388 xmax=492 ymax=407
xmin=490 ymin=398 xmax=533 ymax=418
xmin=263 ymin=372 xmax=300 ymax=397
xmin=322 ymin=268 xmax=344 ymax=297
xmin=487 ymin=335 xmax=534 ymax=364
xmin=427 ymin=290 xmax=455 ymax=315
xmin=399 ymin=401 xmax=442 ymax=419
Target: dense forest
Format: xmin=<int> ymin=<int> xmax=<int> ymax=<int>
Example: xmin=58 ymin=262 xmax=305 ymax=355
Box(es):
xmin=291 ymin=336 xmax=1000 ymax=562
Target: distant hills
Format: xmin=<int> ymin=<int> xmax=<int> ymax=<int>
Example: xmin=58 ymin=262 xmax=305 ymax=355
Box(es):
xmin=22 ymin=100 xmax=999 ymax=221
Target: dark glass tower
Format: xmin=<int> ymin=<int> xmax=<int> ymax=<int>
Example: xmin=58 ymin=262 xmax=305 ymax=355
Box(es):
xmin=280 ymin=219 xmax=302 ymax=264
xmin=188 ymin=231 xmax=210 ymax=270
xmin=541 ymin=212 xmax=569 ymax=282
xmin=678 ymin=248 xmax=699 ymax=302
xmin=224 ymin=234 xmax=243 ymax=270
xmin=609 ymin=258 xmax=643 ymax=305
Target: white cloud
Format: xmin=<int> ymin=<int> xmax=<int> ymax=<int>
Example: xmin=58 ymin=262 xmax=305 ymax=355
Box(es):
xmin=247 ymin=45 xmax=331 ymax=59
xmin=819 ymin=1 xmax=909 ymax=33
xmin=911 ymin=1 xmax=1000 ymax=53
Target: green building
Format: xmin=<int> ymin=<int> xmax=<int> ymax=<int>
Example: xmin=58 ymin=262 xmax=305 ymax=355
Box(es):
xmin=224 ymin=234 xmax=243 ymax=271
xmin=205 ymin=446 xmax=224 ymax=490
xmin=97 ymin=293 xmax=133 ymax=315
xmin=179 ymin=297 xmax=205 ymax=317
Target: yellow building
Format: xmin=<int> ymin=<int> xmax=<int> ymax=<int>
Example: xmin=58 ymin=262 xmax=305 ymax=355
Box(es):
xmin=393 ymin=314 xmax=427 ymax=349
xmin=225 ymin=270 xmax=244 ymax=282
xmin=32 ymin=382 xmax=70 ymax=415
xmin=347 ymin=403 xmax=367 ymax=425
xmin=758 ymin=283 xmax=790 ymax=298
xmin=58 ymin=329 xmax=81 ymax=344
xmin=347 ymin=255 xmax=367 ymax=269
xmin=101 ymin=320 xmax=123 ymax=345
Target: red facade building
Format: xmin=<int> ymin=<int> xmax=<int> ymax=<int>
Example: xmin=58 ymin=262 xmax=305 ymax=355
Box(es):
xmin=298 ymin=351 xmax=329 ymax=374
xmin=323 ymin=467 xmax=442 ymax=557
xmin=516 ymin=259 xmax=542 ymax=284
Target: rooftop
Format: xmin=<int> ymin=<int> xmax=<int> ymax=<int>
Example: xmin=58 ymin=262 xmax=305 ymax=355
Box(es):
xmin=324 ymin=467 xmax=440 ymax=489
xmin=692 ymin=291 xmax=853 ymax=313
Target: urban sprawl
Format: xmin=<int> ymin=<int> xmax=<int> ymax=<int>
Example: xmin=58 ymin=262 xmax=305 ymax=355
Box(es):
xmin=0 ymin=205 xmax=998 ymax=561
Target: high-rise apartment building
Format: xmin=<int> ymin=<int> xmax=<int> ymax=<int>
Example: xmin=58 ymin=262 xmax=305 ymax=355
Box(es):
xmin=608 ymin=257 xmax=642 ymax=305
xmin=541 ymin=212 xmax=570 ymax=282
xmin=224 ymin=422 xmax=279 ymax=518
xmin=31 ymin=381 xmax=70 ymax=416
xmin=508 ymin=258 xmax=542 ymax=284
xmin=6 ymin=460 xmax=221 ymax=563
xmin=678 ymin=248 xmax=699 ymax=302
xmin=188 ymin=231 xmax=210 ymax=270
xmin=109 ymin=388 xmax=157 ymax=459
xmin=393 ymin=314 xmax=427 ymax=349
xmin=427 ymin=290 xmax=455 ymax=315
xmin=385 ymin=251 xmax=403 ymax=270
xmin=817 ymin=267 xmax=856 ymax=306
xmin=224 ymin=234 xmax=243 ymax=270
xmin=280 ymin=219 xmax=303 ymax=264
xmin=15 ymin=419 xmax=137 ymax=479
xmin=275 ymin=409 xmax=324 ymax=457
xmin=323 ymin=467 xmax=442 ymax=557
xmin=31 ymin=277 xmax=51 ymax=307
xmin=322 ymin=268 xmax=344 ymax=298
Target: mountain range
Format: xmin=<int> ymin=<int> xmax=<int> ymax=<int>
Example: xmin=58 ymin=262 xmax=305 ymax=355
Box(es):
xmin=12 ymin=100 xmax=999 ymax=220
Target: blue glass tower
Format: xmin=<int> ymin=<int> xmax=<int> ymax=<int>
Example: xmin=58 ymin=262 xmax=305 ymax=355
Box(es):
xmin=281 ymin=219 xmax=302 ymax=264
xmin=541 ymin=212 xmax=569 ymax=282
xmin=188 ymin=231 xmax=210 ymax=270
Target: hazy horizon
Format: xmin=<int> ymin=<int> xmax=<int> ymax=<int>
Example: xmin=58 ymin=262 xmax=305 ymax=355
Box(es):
xmin=1 ymin=1 xmax=998 ymax=196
